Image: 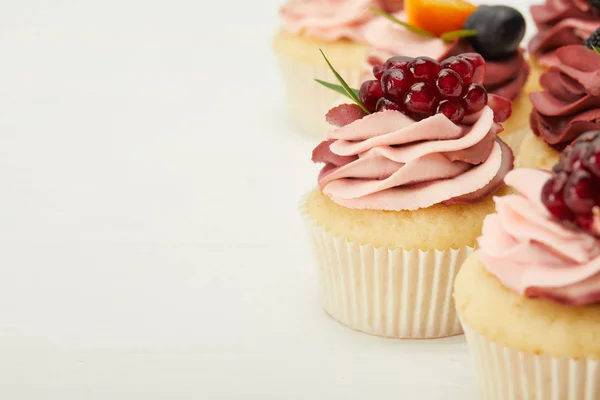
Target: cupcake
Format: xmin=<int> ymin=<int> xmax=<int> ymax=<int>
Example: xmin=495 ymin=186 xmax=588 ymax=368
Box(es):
xmin=274 ymin=0 xmax=403 ymax=136
xmin=518 ymin=45 xmax=600 ymax=170
xmin=302 ymin=53 xmax=514 ymax=339
xmin=361 ymin=2 xmax=532 ymax=154
xmin=455 ymin=144 xmax=600 ymax=397
xmin=529 ymin=0 xmax=600 ymax=84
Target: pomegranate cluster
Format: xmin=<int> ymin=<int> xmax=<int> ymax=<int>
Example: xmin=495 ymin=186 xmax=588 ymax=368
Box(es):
xmin=542 ymin=131 xmax=600 ymax=237
xmin=360 ymin=54 xmax=489 ymax=124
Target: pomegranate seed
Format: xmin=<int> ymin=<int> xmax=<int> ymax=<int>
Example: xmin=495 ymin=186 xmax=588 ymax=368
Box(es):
xmin=404 ymin=82 xmax=439 ymax=118
xmin=487 ymin=94 xmax=512 ymax=123
xmin=376 ymin=98 xmax=403 ymax=112
xmin=359 ymin=80 xmax=385 ymax=112
xmin=381 ymin=69 xmax=414 ymax=102
xmin=541 ymin=174 xmax=573 ymax=220
xmin=460 ymin=53 xmax=486 ymax=84
xmin=384 ymin=56 xmax=412 ymax=73
xmin=441 ymin=56 xmax=474 ymax=84
xmin=464 ymin=83 xmax=488 ymax=113
xmin=583 ymin=133 xmax=600 ymax=178
xmin=564 ymin=170 xmax=600 ymax=214
xmin=437 ymin=100 xmax=465 ymax=124
xmin=373 ymin=65 xmax=386 ymax=80
xmin=408 ymin=57 xmax=441 ymax=83
xmin=436 ymin=69 xmax=464 ymax=98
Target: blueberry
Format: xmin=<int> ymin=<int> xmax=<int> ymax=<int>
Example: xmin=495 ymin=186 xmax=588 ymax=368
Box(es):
xmin=463 ymin=5 xmax=526 ymax=61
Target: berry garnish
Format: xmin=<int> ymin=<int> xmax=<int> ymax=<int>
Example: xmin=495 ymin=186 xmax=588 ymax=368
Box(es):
xmin=463 ymin=83 xmax=488 ymax=113
xmin=382 ymin=69 xmax=414 ymax=102
xmin=437 ymin=100 xmax=465 ymax=124
xmin=376 ymin=98 xmax=404 ymax=112
xmin=541 ymin=131 xmax=600 ymax=237
xmin=405 ymin=0 xmax=477 ymax=37
xmin=404 ymin=82 xmax=439 ymax=116
xmin=436 ymin=69 xmax=464 ymax=98
xmin=583 ymin=28 xmax=600 ymax=51
xmin=359 ymin=80 xmax=385 ymax=112
xmin=373 ymin=64 xmax=386 ymax=80
xmin=385 ymin=56 xmax=412 ymax=72
xmin=408 ymin=57 xmax=441 ymax=82
xmin=463 ymin=6 xmax=526 ymax=60
xmin=460 ymin=53 xmax=486 ymax=84
xmin=441 ymin=57 xmax=473 ymax=84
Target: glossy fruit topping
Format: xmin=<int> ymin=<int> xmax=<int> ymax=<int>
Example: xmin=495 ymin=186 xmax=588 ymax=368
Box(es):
xmin=463 ymin=5 xmax=526 ymax=60
xmin=542 ymin=131 xmax=600 ymax=237
xmin=405 ymin=0 xmax=477 ymax=37
xmin=368 ymin=54 xmax=494 ymax=124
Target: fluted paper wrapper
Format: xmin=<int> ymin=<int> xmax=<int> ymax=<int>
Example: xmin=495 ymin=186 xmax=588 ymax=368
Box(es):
xmin=277 ymin=55 xmax=363 ymax=138
xmin=462 ymin=322 xmax=600 ymax=399
xmin=301 ymin=201 xmax=473 ymax=339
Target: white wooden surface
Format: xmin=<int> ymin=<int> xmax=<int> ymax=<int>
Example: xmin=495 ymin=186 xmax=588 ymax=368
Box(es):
xmin=0 ymin=0 xmax=534 ymax=398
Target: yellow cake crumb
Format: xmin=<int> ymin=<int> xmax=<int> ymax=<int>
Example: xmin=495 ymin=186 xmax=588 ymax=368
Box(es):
xmin=454 ymin=252 xmax=600 ymax=360
xmin=517 ymin=132 xmax=560 ymax=171
xmin=305 ymin=188 xmax=510 ymax=251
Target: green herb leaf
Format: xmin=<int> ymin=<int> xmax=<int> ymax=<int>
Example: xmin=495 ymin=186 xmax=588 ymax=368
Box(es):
xmin=440 ymin=29 xmax=477 ymax=43
xmin=318 ymin=49 xmax=371 ymax=114
xmin=314 ymin=80 xmax=360 ymax=101
xmin=370 ymin=7 xmax=434 ymax=38
xmin=593 ymin=45 xmax=600 ymax=56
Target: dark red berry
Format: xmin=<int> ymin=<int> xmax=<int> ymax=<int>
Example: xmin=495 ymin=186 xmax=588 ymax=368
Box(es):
xmin=373 ymin=64 xmax=386 ymax=80
xmin=441 ymin=57 xmax=474 ymax=84
xmin=464 ymin=83 xmax=488 ymax=113
xmin=458 ymin=53 xmax=486 ymax=84
xmin=408 ymin=57 xmax=441 ymax=82
xmin=359 ymin=80 xmax=385 ymax=112
xmin=436 ymin=69 xmax=464 ymax=98
xmin=404 ymin=82 xmax=439 ymax=118
xmin=541 ymin=131 xmax=600 ymax=237
xmin=381 ymin=69 xmax=414 ymax=102
xmin=564 ymin=170 xmax=599 ymax=214
xmin=384 ymin=56 xmax=412 ymax=73
xmin=437 ymin=100 xmax=465 ymax=124
xmin=541 ymin=174 xmax=573 ymax=220
xmin=376 ymin=97 xmax=403 ymax=112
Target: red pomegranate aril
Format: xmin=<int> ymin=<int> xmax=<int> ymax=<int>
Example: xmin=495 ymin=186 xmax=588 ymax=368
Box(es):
xmin=564 ymin=170 xmax=600 ymax=214
xmin=437 ymin=100 xmax=465 ymax=124
xmin=408 ymin=57 xmax=441 ymax=82
xmin=541 ymin=175 xmax=574 ymax=220
xmin=373 ymin=64 xmax=386 ymax=80
xmin=464 ymin=83 xmax=488 ymax=113
xmin=381 ymin=69 xmax=414 ymax=102
xmin=404 ymin=82 xmax=439 ymax=117
xmin=385 ymin=56 xmax=412 ymax=73
xmin=359 ymin=80 xmax=385 ymax=112
xmin=487 ymin=94 xmax=512 ymax=123
xmin=441 ymin=56 xmax=474 ymax=84
xmin=460 ymin=53 xmax=486 ymax=84
xmin=376 ymin=97 xmax=404 ymax=112
xmin=436 ymin=69 xmax=464 ymax=98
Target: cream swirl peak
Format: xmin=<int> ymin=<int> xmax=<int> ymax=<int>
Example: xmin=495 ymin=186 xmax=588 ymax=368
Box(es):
xmin=479 ymin=168 xmax=600 ymax=306
xmin=312 ymin=105 xmax=513 ymax=211
xmin=529 ymin=0 xmax=600 ymax=65
xmin=280 ymin=0 xmax=401 ymax=41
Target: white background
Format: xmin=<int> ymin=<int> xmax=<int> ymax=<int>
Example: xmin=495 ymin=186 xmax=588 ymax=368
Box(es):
xmin=0 ymin=1 xmax=534 ymax=398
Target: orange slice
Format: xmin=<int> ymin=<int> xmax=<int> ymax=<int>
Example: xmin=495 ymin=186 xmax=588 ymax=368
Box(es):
xmin=405 ymin=0 xmax=477 ymax=37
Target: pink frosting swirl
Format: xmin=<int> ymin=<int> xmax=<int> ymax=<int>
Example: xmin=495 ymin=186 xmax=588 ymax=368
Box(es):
xmin=479 ymin=168 xmax=600 ymax=306
xmin=312 ymin=106 xmax=514 ymax=211
xmin=529 ymin=0 xmax=600 ymax=66
xmin=280 ymin=0 xmax=392 ymax=41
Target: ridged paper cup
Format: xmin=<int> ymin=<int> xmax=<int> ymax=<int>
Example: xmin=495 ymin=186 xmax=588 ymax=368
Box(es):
xmin=462 ymin=322 xmax=600 ymax=399
xmin=301 ymin=198 xmax=474 ymax=339
xmin=276 ymin=54 xmax=364 ymax=138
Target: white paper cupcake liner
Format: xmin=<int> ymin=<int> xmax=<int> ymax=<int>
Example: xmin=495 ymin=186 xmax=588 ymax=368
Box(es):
xmin=277 ymin=55 xmax=363 ymax=138
xmin=301 ymin=198 xmax=474 ymax=339
xmin=462 ymin=322 xmax=600 ymax=399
